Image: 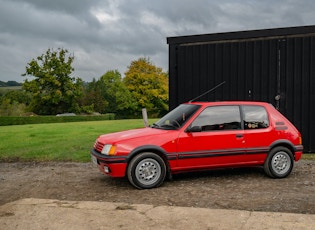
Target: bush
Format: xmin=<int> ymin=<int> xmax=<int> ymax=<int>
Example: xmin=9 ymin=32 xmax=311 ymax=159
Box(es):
xmin=0 ymin=114 xmax=115 ymax=126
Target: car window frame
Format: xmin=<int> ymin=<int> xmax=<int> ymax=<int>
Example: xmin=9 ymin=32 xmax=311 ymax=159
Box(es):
xmin=240 ymin=105 xmax=270 ymax=130
xmin=187 ymin=105 xmax=242 ymax=132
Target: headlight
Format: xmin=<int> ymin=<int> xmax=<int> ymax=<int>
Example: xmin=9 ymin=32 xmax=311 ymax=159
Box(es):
xmin=101 ymin=144 xmax=117 ymax=155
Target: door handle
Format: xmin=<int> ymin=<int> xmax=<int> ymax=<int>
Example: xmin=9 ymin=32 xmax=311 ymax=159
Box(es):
xmin=236 ymin=134 xmax=244 ymax=138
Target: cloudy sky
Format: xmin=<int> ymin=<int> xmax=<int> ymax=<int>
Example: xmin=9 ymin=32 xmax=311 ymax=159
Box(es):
xmin=1 ymin=0 xmax=315 ymax=83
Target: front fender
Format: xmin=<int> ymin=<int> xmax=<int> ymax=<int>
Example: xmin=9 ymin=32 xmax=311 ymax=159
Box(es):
xmin=127 ymin=145 xmax=177 ymax=162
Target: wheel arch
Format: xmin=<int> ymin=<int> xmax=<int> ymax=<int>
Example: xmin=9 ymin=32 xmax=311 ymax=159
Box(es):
xmin=126 ymin=145 xmax=172 ymax=177
xmin=264 ymin=144 xmax=295 ymax=178
xmin=269 ymin=140 xmax=295 ymax=155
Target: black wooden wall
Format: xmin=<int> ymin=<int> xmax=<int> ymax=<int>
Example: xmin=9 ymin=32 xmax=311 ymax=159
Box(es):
xmin=167 ymin=26 xmax=315 ymax=152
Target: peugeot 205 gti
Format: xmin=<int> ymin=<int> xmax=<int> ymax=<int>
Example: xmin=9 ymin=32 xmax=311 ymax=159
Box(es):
xmin=90 ymin=101 xmax=303 ymax=189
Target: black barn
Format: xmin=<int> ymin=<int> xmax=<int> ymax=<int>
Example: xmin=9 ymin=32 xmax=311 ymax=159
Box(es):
xmin=167 ymin=25 xmax=315 ymax=152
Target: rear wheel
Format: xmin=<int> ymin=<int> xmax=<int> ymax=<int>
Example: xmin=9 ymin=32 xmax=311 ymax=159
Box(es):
xmin=127 ymin=152 xmax=166 ymax=189
xmin=264 ymin=147 xmax=294 ymax=178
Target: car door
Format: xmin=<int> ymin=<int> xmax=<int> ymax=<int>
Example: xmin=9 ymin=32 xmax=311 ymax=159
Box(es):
xmin=241 ymin=105 xmax=273 ymax=163
xmin=176 ymin=105 xmax=246 ymax=170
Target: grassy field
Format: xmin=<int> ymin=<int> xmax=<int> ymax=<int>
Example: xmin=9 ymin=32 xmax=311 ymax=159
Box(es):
xmin=0 ymin=86 xmax=22 ymax=94
xmin=0 ymin=119 xmax=314 ymax=162
xmin=0 ymin=119 xmax=155 ymax=162
xmin=303 ymin=153 xmax=315 ymax=160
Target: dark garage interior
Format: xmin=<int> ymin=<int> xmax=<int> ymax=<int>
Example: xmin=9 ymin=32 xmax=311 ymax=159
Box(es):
xmin=167 ymin=25 xmax=315 ymax=152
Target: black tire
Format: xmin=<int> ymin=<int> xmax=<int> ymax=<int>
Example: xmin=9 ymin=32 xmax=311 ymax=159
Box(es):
xmin=127 ymin=152 xmax=166 ymax=189
xmin=264 ymin=147 xmax=294 ymax=178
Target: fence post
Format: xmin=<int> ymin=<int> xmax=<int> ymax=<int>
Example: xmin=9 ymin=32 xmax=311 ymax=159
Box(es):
xmin=142 ymin=108 xmax=149 ymax=127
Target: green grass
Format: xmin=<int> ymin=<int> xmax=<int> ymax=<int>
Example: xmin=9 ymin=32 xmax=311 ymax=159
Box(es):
xmin=302 ymin=153 xmax=315 ymax=160
xmin=0 ymin=119 xmax=155 ymax=162
xmin=0 ymin=119 xmax=314 ymax=162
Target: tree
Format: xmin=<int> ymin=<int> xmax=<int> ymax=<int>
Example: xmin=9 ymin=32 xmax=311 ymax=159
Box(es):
xmin=0 ymin=90 xmax=32 ymax=116
xmin=1 ymin=90 xmax=31 ymax=105
xmin=124 ymin=58 xmax=168 ymax=117
xmin=80 ymin=71 xmax=136 ymax=117
xmin=22 ymin=48 xmax=82 ymax=115
xmin=80 ymin=78 xmax=108 ymax=114
xmin=99 ymin=70 xmax=136 ymax=116
xmin=0 ymin=99 xmax=26 ymax=116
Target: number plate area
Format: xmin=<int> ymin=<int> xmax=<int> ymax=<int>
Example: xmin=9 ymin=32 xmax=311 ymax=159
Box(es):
xmin=91 ymin=155 xmax=98 ymax=165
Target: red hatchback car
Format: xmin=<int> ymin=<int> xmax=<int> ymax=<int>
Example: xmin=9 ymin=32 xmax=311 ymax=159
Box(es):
xmin=90 ymin=101 xmax=303 ymax=189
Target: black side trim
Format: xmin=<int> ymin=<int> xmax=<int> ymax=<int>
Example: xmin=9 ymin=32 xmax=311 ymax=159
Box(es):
xmin=247 ymin=147 xmax=270 ymax=153
xmin=91 ymin=143 xmax=303 ymax=164
xmin=178 ymin=147 xmax=269 ymax=160
xmin=167 ymin=154 xmax=177 ymax=161
xmin=294 ymin=145 xmax=304 ymax=152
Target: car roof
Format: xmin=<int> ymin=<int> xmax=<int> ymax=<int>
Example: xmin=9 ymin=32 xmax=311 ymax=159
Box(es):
xmin=185 ymin=101 xmax=271 ymax=106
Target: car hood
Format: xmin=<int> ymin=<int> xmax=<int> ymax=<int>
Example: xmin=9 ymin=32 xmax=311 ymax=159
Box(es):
xmin=97 ymin=127 xmax=177 ymax=144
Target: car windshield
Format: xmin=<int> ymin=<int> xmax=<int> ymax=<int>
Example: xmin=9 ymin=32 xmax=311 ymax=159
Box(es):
xmin=152 ymin=104 xmax=201 ymax=130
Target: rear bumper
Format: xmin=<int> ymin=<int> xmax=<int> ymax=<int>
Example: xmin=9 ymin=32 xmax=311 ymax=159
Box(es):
xmin=90 ymin=149 xmax=127 ymax=177
xmin=294 ymin=145 xmax=304 ymax=161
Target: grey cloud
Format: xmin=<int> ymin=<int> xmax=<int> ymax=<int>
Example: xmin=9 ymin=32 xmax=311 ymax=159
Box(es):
xmin=1 ymin=0 xmax=315 ymax=82
xmin=0 ymin=0 xmax=100 ymax=39
xmin=11 ymin=0 xmax=101 ymax=16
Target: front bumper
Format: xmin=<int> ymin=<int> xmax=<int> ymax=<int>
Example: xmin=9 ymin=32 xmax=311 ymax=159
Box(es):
xmin=90 ymin=149 xmax=127 ymax=177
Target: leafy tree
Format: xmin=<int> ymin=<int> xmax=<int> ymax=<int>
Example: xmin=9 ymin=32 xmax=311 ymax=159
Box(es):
xmin=1 ymin=90 xmax=31 ymax=105
xmin=81 ymin=71 xmax=136 ymax=117
xmin=124 ymin=58 xmax=168 ymax=117
xmin=80 ymin=78 xmax=108 ymax=114
xmin=0 ymin=99 xmax=26 ymax=116
xmin=100 ymin=70 xmax=136 ymax=115
xmin=0 ymin=90 xmax=31 ymax=116
xmin=22 ymin=48 xmax=83 ymax=115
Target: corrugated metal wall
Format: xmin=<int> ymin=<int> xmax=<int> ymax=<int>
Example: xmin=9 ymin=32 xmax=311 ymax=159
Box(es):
xmin=280 ymin=36 xmax=315 ymax=153
xmin=168 ymin=26 xmax=315 ymax=152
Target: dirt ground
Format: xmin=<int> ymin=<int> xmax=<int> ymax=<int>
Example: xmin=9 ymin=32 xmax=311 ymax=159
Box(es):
xmin=0 ymin=160 xmax=314 ymax=214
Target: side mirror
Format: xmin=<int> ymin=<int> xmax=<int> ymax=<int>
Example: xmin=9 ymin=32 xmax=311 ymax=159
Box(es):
xmin=186 ymin=126 xmax=202 ymax=132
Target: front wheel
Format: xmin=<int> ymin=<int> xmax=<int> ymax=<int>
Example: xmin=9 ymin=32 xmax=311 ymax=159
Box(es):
xmin=127 ymin=152 xmax=166 ymax=189
xmin=264 ymin=147 xmax=294 ymax=178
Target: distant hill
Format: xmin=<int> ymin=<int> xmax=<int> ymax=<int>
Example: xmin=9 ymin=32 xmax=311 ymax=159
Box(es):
xmin=0 ymin=81 xmax=22 ymax=87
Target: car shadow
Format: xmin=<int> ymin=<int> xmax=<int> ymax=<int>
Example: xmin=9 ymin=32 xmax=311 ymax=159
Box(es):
xmin=170 ymin=166 xmax=265 ymax=182
xmin=94 ymin=166 xmax=266 ymax=189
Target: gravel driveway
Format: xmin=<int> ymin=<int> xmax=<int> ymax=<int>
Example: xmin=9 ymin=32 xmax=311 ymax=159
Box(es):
xmin=0 ymin=160 xmax=314 ymax=214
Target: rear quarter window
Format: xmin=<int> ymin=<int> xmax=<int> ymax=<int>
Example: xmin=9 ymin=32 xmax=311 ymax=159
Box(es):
xmin=242 ymin=105 xmax=269 ymax=129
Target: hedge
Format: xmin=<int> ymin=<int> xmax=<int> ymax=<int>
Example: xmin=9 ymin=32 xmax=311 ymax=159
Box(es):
xmin=0 ymin=113 xmax=115 ymax=126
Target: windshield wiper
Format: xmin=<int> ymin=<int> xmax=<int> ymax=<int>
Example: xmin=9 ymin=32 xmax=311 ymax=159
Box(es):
xmin=159 ymin=124 xmax=178 ymax=130
xmin=151 ymin=123 xmax=160 ymax=128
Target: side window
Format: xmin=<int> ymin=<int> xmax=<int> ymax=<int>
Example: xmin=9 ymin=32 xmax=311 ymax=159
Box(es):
xmin=242 ymin=105 xmax=269 ymax=129
xmin=190 ymin=106 xmax=241 ymax=131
